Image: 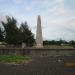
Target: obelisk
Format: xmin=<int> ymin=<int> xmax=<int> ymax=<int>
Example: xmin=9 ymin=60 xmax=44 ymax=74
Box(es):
xmin=36 ymin=15 xmax=43 ymax=48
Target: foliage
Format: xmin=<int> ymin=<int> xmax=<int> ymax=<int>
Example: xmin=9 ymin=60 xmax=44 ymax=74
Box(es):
xmin=0 ymin=27 xmax=4 ymax=42
xmin=2 ymin=16 xmax=20 ymax=44
xmin=1 ymin=16 xmax=35 ymax=46
xmin=43 ymin=40 xmax=75 ymax=48
xmin=20 ymin=22 xmax=35 ymax=46
xmin=43 ymin=40 xmax=68 ymax=46
xmin=69 ymin=40 xmax=75 ymax=47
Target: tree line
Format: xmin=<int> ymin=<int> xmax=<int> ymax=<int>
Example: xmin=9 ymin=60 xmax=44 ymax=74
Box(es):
xmin=0 ymin=16 xmax=35 ymax=47
xmin=43 ymin=40 xmax=75 ymax=47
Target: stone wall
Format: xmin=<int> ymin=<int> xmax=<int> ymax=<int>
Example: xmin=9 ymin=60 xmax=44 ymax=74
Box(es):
xmin=0 ymin=48 xmax=75 ymax=56
xmin=0 ymin=48 xmax=30 ymax=55
xmin=30 ymin=48 xmax=75 ymax=56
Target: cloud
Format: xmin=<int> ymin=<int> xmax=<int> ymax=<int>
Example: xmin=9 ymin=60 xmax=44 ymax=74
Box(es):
xmin=26 ymin=0 xmax=75 ymax=40
xmin=12 ymin=0 xmax=25 ymax=4
xmin=0 ymin=15 xmax=6 ymax=22
xmin=0 ymin=15 xmax=6 ymax=29
xmin=0 ymin=0 xmax=75 ymax=40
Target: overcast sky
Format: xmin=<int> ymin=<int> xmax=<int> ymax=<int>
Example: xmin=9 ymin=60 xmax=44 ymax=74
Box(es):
xmin=0 ymin=0 xmax=75 ymax=41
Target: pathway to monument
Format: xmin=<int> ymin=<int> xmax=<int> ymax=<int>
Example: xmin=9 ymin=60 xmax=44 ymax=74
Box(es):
xmin=0 ymin=56 xmax=75 ymax=75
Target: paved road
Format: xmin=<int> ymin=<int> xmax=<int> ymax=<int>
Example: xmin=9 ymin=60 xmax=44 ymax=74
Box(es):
xmin=0 ymin=56 xmax=75 ymax=75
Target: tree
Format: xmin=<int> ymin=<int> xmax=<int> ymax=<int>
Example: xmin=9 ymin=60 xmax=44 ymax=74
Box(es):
xmin=69 ymin=40 xmax=75 ymax=47
xmin=20 ymin=22 xmax=35 ymax=46
xmin=0 ymin=27 xmax=4 ymax=42
xmin=1 ymin=16 xmax=20 ymax=44
xmin=1 ymin=16 xmax=35 ymax=46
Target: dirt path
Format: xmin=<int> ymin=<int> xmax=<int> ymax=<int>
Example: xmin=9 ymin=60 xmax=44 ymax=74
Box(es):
xmin=0 ymin=56 xmax=75 ymax=75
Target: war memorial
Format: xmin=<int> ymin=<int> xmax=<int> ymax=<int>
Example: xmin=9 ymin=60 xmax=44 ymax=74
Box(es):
xmin=0 ymin=16 xmax=75 ymax=75
xmin=0 ymin=15 xmax=75 ymax=56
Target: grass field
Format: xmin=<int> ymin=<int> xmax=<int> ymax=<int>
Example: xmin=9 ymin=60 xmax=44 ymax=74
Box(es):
xmin=0 ymin=55 xmax=31 ymax=64
xmin=44 ymin=45 xmax=74 ymax=49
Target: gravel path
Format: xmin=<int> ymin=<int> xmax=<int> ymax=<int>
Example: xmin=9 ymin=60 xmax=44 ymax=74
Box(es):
xmin=0 ymin=56 xmax=75 ymax=75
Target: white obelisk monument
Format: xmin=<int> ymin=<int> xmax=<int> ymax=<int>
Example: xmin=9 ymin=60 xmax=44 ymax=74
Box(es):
xmin=36 ymin=15 xmax=43 ymax=48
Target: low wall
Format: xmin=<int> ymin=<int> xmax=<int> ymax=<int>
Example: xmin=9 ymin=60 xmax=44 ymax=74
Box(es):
xmin=0 ymin=48 xmax=75 ymax=56
xmin=30 ymin=48 xmax=75 ymax=56
xmin=0 ymin=48 xmax=30 ymax=55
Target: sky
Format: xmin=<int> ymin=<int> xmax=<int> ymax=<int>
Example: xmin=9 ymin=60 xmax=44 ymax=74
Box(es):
xmin=0 ymin=0 xmax=75 ymax=41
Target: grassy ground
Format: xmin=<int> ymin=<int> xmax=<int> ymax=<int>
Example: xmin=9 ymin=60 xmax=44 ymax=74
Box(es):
xmin=0 ymin=55 xmax=31 ymax=64
xmin=44 ymin=45 xmax=74 ymax=49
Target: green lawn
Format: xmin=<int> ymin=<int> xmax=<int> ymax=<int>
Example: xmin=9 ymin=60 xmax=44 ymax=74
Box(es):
xmin=0 ymin=55 xmax=31 ymax=64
